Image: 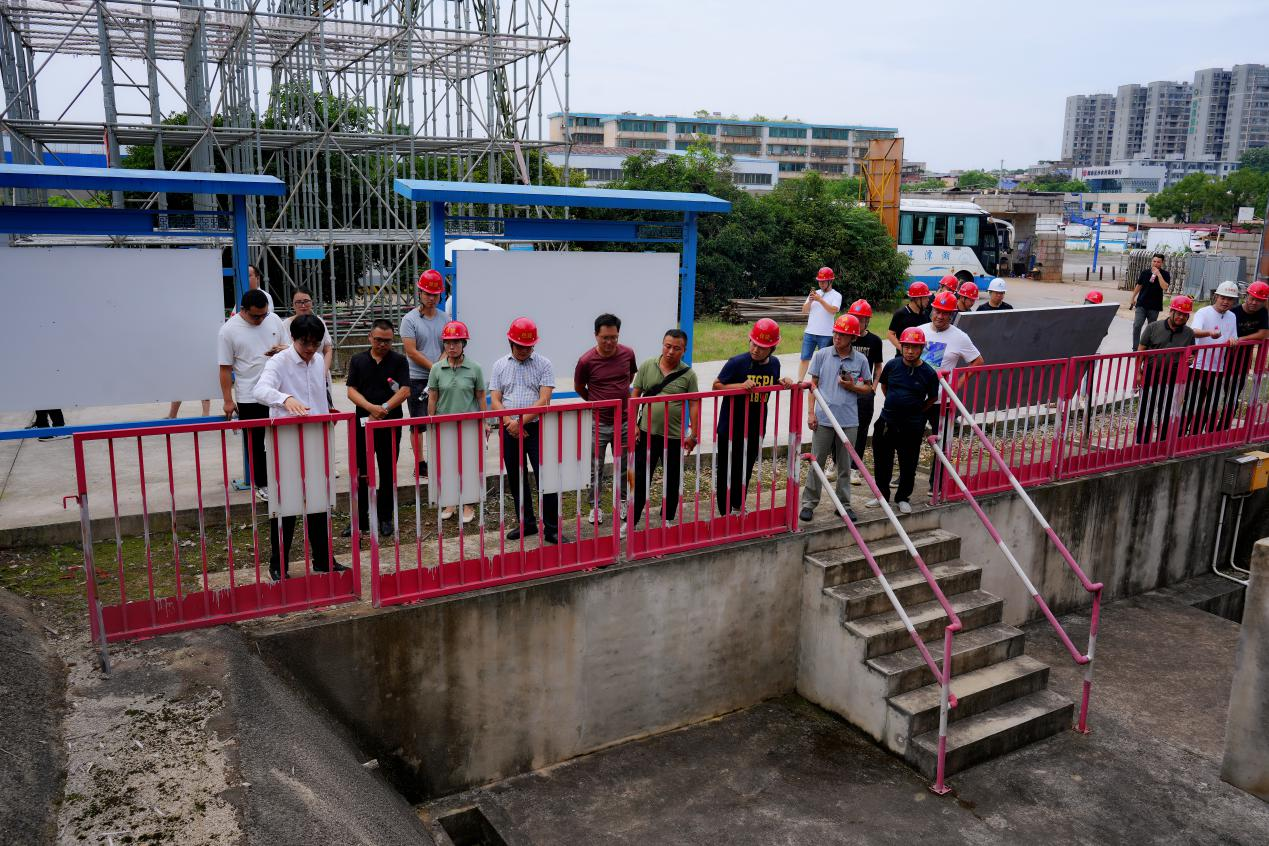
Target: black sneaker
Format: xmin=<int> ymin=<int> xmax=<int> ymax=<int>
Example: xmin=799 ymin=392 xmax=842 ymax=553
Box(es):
xmin=544 ymin=530 xmax=571 ymax=545
xmin=315 ymin=562 xmax=350 ymax=574
xmin=799 ymin=507 xmax=814 ymax=522
xmin=378 ymin=521 xmax=394 ymax=538
xmin=506 ymin=525 xmax=538 ymax=541
xmin=845 ymin=508 xmax=858 ymax=522
xmin=268 ymin=565 xmax=283 ymax=582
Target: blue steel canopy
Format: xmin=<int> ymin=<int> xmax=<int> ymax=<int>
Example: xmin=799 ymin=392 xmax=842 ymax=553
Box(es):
xmin=0 ymin=164 xmax=285 ymax=196
xmin=393 ymin=179 xmax=730 ymax=213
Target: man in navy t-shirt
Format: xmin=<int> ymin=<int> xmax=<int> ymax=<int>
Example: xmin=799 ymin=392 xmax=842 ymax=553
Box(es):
xmin=712 ymin=319 xmax=793 ymax=516
xmin=866 ymin=327 xmax=939 ymax=513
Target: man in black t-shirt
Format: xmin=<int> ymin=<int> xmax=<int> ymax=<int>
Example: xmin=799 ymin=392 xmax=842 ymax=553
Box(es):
xmin=1223 ymin=281 xmax=1269 ymax=426
xmin=713 ymin=319 xmax=792 ymax=516
xmin=345 ymin=319 xmax=412 ymax=537
xmin=846 ymin=299 xmax=884 ymax=485
xmin=977 ymin=278 xmax=1014 ymax=311
xmin=887 ymin=281 xmax=933 ymax=357
xmin=1131 ymin=254 xmax=1170 ymax=350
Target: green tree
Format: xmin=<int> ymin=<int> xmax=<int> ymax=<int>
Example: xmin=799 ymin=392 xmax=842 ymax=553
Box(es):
xmin=1018 ymin=177 xmax=1089 ymax=193
xmin=956 ymin=170 xmax=998 ymax=190
xmin=825 ymin=176 xmax=865 ymax=203
xmin=902 ymin=178 xmax=947 ymax=192
xmin=1239 ymin=146 xmax=1269 ymax=174
xmin=1148 ymin=173 xmax=1215 ymax=222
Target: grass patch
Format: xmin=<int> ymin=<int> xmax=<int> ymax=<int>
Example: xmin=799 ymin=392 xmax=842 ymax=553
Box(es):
xmin=693 ymin=312 xmax=894 ymax=364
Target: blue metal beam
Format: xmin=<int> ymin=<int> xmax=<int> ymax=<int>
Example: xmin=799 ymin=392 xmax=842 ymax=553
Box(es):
xmin=395 ymin=178 xmax=730 ymax=214
xmin=0 ymin=205 xmax=231 ymax=236
xmin=0 ymin=163 xmax=285 ymax=196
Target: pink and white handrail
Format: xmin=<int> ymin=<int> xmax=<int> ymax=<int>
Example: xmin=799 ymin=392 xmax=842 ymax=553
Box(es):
xmin=935 ymin=374 xmax=1103 ymax=734
xmin=807 ymin=384 xmax=961 ymax=794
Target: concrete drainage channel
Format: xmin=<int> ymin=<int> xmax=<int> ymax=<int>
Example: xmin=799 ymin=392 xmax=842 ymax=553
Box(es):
xmin=431 ymin=806 xmax=512 ymax=846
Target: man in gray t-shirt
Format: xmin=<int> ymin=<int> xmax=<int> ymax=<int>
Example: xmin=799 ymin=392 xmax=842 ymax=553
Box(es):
xmin=400 ymin=269 xmax=449 ymax=474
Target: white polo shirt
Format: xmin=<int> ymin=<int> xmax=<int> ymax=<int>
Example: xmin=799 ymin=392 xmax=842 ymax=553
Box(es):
xmin=217 ymin=312 xmax=288 ymax=403
xmin=254 ymin=345 xmax=331 ymax=418
xmin=1191 ymin=305 xmax=1238 ymax=372
xmin=804 ymin=288 xmax=843 ymax=336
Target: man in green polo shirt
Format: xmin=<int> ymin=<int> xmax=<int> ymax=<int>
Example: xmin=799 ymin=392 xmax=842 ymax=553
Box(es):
xmin=427 ymin=320 xmax=485 ymax=522
xmin=626 ymin=329 xmax=700 ymax=537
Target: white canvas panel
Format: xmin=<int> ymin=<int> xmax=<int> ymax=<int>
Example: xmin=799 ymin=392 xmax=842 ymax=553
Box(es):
xmin=265 ymin=422 xmax=337 ymax=518
xmin=426 ymin=419 xmax=486 ymax=507
xmin=453 ymin=251 xmax=681 ymax=388
xmin=0 ymin=247 xmax=223 ymax=411
xmin=537 ymin=408 xmax=594 ymax=495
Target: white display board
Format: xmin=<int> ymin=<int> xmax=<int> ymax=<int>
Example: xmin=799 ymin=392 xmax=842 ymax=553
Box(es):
xmin=426 ymin=419 xmax=487 ymax=507
xmin=453 ymin=251 xmax=681 ymax=388
xmin=0 ymin=247 xmax=223 ymax=410
xmin=538 ymin=408 xmax=594 ymax=494
xmin=266 ymin=422 xmax=337 ymax=518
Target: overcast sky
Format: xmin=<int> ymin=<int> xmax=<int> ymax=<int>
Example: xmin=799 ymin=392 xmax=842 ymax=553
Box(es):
xmin=568 ymin=0 xmax=1269 ymax=171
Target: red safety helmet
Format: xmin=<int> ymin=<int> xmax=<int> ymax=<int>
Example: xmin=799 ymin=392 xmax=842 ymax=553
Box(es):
xmin=1248 ymin=281 xmax=1269 ymax=301
xmin=441 ymin=320 xmax=470 ymax=341
xmin=506 ymin=316 xmax=539 ymax=346
xmin=749 ymin=317 xmax=781 ymax=349
xmin=898 ymin=327 xmax=927 ymax=346
xmin=939 ymin=274 xmax=959 ymax=291
xmin=957 ymin=281 xmax=979 ymax=300
xmin=1169 ymin=296 xmax=1194 ymax=316
xmin=932 ymin=290 xmax=959 ymax=312
xmin=907 ymin=281 xmax=931 ymax=298
xmin=847 ymin=299 xmax=873 ymax=318
xmin=1084 ymin=290 xmax=1104 ymax=304
xmin=816 ymin=266 xmax=835 ymax=282
xmin=833 ymin=314 xmax=862 ymax=336
xmin=417 ymin=269 xmax=445 ymax=294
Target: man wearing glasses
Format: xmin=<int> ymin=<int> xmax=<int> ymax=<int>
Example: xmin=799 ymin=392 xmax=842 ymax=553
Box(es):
xmin=217 ymin=289 xmax=288 ymax=498
xmin=344 ymin=320 xmax=412 ymax=538
xmin=254 ymin=315 xmax=349 ymax=580
xmin=284 ymin=288 xmax=334 ymax=408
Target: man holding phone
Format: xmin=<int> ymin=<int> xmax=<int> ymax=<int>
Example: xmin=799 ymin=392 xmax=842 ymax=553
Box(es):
xmin=801 ymin=314 xmax=873 ymax=522
xmin=217 ymin=288 xmax=288 ymax=497
xmin=1131 ymin=254 xmax=1171 ymax=350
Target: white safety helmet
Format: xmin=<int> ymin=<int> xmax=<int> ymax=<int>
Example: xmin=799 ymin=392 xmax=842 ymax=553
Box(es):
xmin=987 ymin=278 xmax=1007 ymax=293
xmin=1215 ymin=281 xmax=1241 ymax=299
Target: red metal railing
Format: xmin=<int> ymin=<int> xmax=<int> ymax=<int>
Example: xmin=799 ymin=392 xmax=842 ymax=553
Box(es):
xmin=366 ymin=400 xmax=622 ymax=607
xmin=624 ymin=384 xmax=802 ymax=560
xmin=72 ymin=413 xmax=360 ymax=665
xmin=939 ymin=340 xmax=1269 ymax=499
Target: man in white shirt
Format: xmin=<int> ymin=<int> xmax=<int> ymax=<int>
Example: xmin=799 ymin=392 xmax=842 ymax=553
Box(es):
xmin=797 ymin=266 xmax=844 ymax=382
xmin=1184 ymin=281 xmax=1239 ymax=435
xmin=919 ymin=290 xmax=985 ymax=496
xmin=254 ymin=314 xmax=347 ymax=581
xmin=217 ymin=289 xmax=287 ymax=494
xmin=248 ymin=264 xmax=274 ymax=313
xmin=282 ymin=288 xmax=334 ymax=407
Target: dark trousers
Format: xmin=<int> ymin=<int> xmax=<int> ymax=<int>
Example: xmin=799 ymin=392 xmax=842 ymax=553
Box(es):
xmin=407 ymin=377 xmax=429 ymax=470
xmin=237 ymin=401 xmax=270 ymax=487
xmin=872 ymin=418 xmax=923 ymax=504
xmin=1181 ymin=368 xmax=1225 ymax=436
xmin=853 ymin=394 xmax=875 ymax=459
xmin=1223 ymin=354 xmax=1255 ymax=428
xmin=501 ymin=421 xmax=558 ymax=532
xmin=34 ymin=409 xmax=64 ymax=428
xmin=269 ymin=512 xmax=332 ymax=577
xmin=355 ymin=419 xmax=402 ymax=530
xmin=715 ymin=425 xmax=762 ymax=515
xmin=632 ymin=431 xmax=683 ymax=525
xmin=1136 ymin=382 xmax=1175 ymax=444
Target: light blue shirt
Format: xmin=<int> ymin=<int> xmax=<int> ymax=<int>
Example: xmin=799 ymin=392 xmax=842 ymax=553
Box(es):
xmin=809 ymin=345 xmax=871 ymax=428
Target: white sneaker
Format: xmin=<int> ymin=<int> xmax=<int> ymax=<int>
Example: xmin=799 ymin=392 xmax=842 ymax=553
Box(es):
xmin=826 ymin=468 xmax=838 ymax=482
xmin=898 ymin=501 xmax=912 ymax=515
xmin=619 ymin=501 xmax=628 ymax=522
xmin=440 ymin=507 xmax=455 ymax=520
xmin=256 ymin=487 xmax=269 ymax=501
xmin=851 ymin=470 xmax=862 ymax=486
xmin=588 ymin=507 xmax=604 ymax=525
xmin=619 ymin=523 xmax=627 ymax=539
xmin=864 ymin=498 xmax=880 ymax=508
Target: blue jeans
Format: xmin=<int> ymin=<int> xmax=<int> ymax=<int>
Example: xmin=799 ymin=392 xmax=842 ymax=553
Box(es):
xmin=800 ymin=332 xmax=832 ymax=361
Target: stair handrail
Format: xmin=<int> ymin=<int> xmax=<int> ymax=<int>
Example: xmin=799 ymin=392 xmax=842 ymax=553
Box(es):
xmin=805 ymin=384 xmax=960 ymax=794
xmin=934 ymin=374 xmax=1103 ymax=734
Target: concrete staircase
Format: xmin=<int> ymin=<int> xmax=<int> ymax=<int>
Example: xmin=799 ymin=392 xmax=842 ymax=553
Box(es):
xmin=797 ymin=520 xmax=1074 ymax=779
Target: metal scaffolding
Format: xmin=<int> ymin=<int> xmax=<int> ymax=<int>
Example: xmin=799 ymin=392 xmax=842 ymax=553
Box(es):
xmin=0 ymin=0 xmax=570 ymax=362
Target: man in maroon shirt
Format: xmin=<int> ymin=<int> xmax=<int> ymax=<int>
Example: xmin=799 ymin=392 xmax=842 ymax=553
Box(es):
xmin=575 ymin=313 xmax=638 ymax=525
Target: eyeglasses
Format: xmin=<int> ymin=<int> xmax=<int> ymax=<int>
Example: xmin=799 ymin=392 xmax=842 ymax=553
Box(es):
xmin=370 ymin=336 xmax=394 ymax=344
xmin=293 ymin=298 xmax=312 ymax=305
xmin=295 ymin=338 xmax=322 ymax=349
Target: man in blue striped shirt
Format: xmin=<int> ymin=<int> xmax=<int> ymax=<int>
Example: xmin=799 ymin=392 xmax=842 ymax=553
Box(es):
xmin=490 ymin=317 xmax=570 ymax=544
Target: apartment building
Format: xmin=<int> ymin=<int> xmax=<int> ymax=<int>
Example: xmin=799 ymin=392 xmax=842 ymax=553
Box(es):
xmin=1223 ymin=63 xmax=1269 ymax=162
xmin=1110 ymin=84 xmax=1147 ymax=161
xmin=1062 ymin=94 xmax=1115 ymax=167
xmin=544 ymin=145 xmax=779 ymax=192
xmin=1140 ymin=81 xmax=1193 ymax=158
xmin=1187 ymin=68 xmax=1232 ymax=160
xmin=548 ymin=112 xmax=898 ymax=179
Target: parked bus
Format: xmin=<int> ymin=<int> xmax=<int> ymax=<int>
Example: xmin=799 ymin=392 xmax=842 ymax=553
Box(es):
xmin=898 ymin=199 xmax=1003 ymax=285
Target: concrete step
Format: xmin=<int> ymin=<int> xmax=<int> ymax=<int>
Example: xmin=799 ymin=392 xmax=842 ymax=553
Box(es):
xmin=827 ymin=560 xmax=982 ymax=622
xmin=807 ymin=529 xmax=962 ymax=588
xmin=907 ymin=689 xmax=1075 ymax=779
xmin=888 ymin=655 xmax=1051 ymax=738
xmin=867 ymin=622 xmax=1027 ymax=697
xmin=843 ymin=589 xmax=1004 ymax=659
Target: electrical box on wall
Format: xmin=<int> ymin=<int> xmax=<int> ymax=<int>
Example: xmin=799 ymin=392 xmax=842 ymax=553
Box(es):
xmin=1221 ymin=451 xmax=1269 ymax=496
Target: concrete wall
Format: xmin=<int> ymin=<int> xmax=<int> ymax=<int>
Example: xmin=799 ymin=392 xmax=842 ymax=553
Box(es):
xmin=258 ymin=532 xmax=806 ymax=800
xmin=938 ymin=450 xmax=1269 ymax=627
xmin=1222 ymin=539 xmax=1269 ymax=799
